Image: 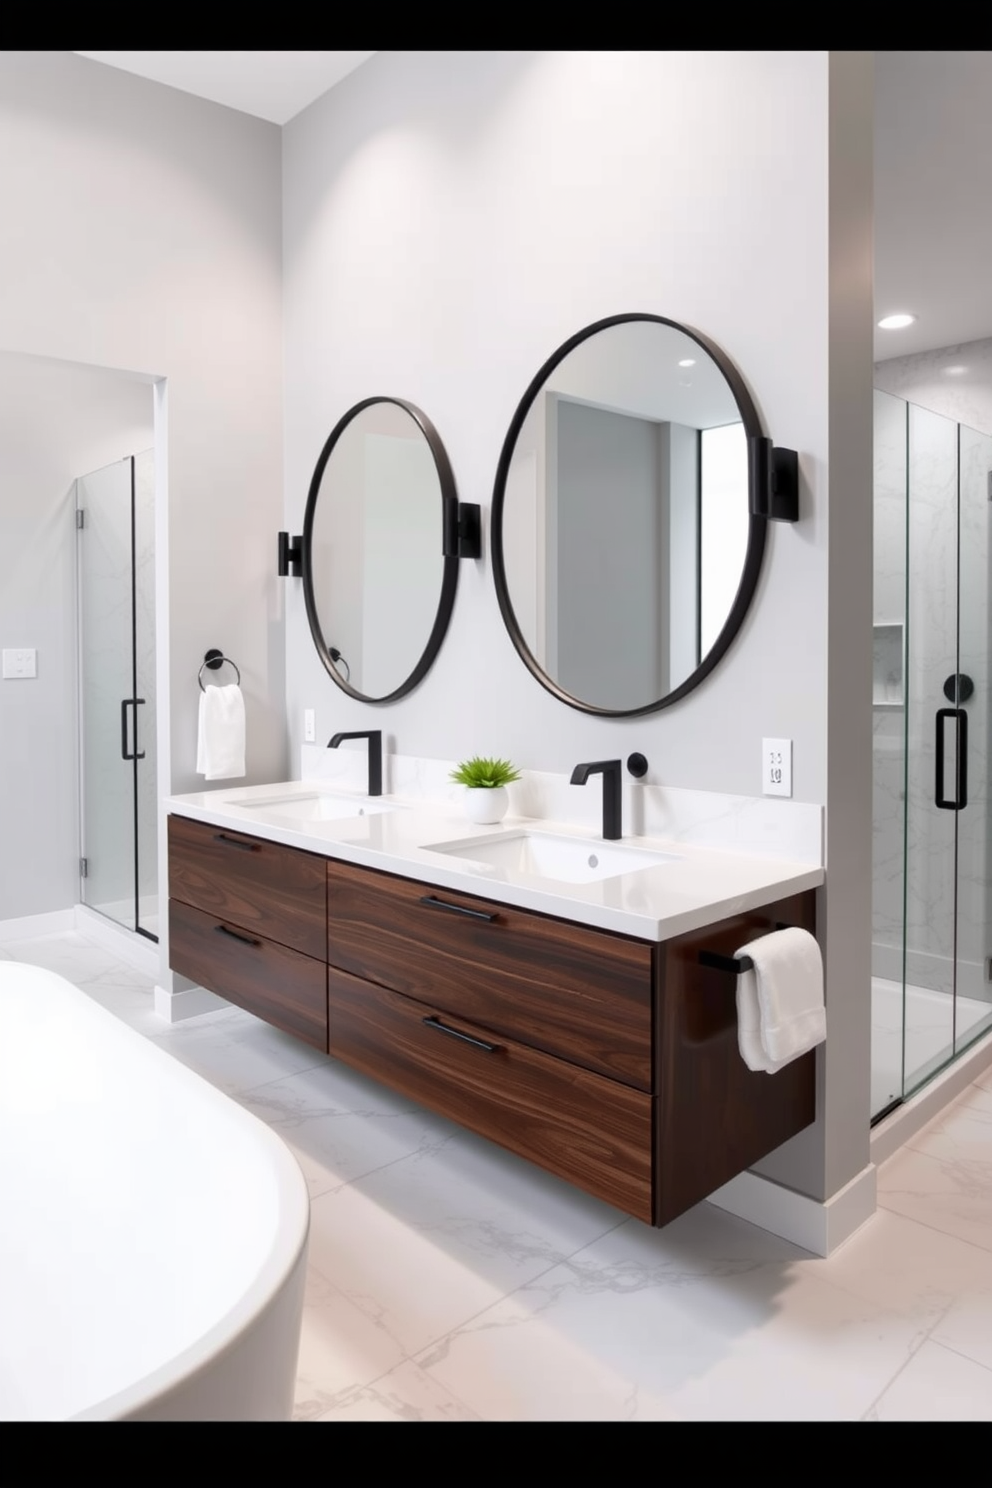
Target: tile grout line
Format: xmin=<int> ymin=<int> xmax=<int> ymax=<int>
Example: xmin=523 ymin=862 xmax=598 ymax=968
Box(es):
xmin=859 ymin=1295 xmax=958 ymax=1420
xmin=873 ymin=1194 xmax=992 ymax=1257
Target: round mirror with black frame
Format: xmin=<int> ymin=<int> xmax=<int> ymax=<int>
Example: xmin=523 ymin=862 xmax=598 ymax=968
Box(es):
xmin=302 ymin=396 xmax=459 ymax=704
xmin=491 ymin=313 xmax=768 ymax=717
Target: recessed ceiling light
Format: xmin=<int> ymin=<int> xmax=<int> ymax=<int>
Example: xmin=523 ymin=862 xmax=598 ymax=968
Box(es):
xmin=943 ymin=365 xmax=967 ymax=376
xmin=877 ymin=313 xmax=917 ymax=330
xmin=677 ymin=358 xmax=696 ymax=368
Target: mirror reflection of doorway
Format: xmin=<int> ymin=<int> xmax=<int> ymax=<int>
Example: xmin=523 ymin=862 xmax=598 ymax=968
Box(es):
xmin=77 ymin=450 xmax=158 ymax=940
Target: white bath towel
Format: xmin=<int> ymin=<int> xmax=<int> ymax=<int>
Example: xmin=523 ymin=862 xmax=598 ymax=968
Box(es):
xmin=196 ymin=683 xmax=245 ymax=780
xmin=735 ymin=926 xmax=826 ymax=1074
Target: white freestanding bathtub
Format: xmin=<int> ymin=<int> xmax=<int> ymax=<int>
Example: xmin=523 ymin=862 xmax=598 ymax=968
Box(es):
xmin=0 ymin=963 xmax=310 ymax=1421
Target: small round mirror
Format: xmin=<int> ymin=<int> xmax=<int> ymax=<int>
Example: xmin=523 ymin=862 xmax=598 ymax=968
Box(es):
xmin=302 ymin=397 xmax=459 ymax=703
xmin=491 ymin=314 xmax=766 ymax=716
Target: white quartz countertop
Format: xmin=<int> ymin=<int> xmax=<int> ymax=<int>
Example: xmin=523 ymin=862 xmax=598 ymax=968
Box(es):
xmin=165 ymin=780 xmax=824 ymax=942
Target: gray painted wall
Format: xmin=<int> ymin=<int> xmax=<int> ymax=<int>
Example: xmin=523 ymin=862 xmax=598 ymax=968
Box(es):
xmin=282 ymin=51 xmax=875 ymax=1205
xmin=0 ymin=51 xmax=285 ymax=984
xmin=0 ymin=353 xmax=152 ymax=919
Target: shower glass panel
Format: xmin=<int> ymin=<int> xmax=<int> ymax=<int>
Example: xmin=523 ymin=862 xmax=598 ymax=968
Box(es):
xmin=77 ymin=451 xmax=157 ymax=940
xmin=871 ymin=392 xmax=992 ymax=1120
xmin=954 ymin=422 xmax=992 ymax=1058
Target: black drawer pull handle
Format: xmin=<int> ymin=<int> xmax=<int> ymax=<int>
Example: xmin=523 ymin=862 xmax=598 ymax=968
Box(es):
xmin=418 ymin=895 xmax=497 ymax=922
xmin=214 ymin=924 xmax=262 ymax=948
xmin=213 ymin=833 xmax=261 ymax=852
xmin=422 ymin=1015 xmax=502 ymax=1053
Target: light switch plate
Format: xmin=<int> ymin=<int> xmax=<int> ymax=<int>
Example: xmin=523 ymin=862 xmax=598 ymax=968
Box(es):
xmin=2 ymin=648 xmax=37 ymax=678
xmin=762 ymin=737 xmax=792 ymax=797
xmin=304 ymin=708 xmax=315 ymax=743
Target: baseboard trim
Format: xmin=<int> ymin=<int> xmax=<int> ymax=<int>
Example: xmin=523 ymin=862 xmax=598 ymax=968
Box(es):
xmin=0 ymin=908 xmax=75 ymax=943
xmin=706 ymin=1163 xmax=877 ymax=1257
xmin=871 ymin=1025 xmax=992 ymax=1165
xmin=74 ymin=905 xmax=161 ymax=979
xmin=154 ymin=981 xmax=229 ymax=1023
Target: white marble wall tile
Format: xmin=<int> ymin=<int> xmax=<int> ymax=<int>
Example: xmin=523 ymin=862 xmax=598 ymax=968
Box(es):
xmin=875 ymin=337 xmax=992 ymax=437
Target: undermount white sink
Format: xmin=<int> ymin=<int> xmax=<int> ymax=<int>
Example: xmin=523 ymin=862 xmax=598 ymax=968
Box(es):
xmin=424 ymin=829 xmax=680 ymax=885
xmin=230 ymin=791 xmax=401 ymax=822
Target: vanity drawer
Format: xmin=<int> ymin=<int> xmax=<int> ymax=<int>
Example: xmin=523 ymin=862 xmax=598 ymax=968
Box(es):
xmin=169 ymin=898 xmax=328 ymax=1051
xmin=168 ymin=814 xmax=326 ymax=960
xmin=327 ymin=966 xmax=653 ymax=1222
xmin=325 ymin=860 xmax=654 ymax=1090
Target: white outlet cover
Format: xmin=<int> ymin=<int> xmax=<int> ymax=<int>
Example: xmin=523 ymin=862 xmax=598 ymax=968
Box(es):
xmin=762 ymin=737 xmax=792 ymax=797
xmin=2 ymin=648 xmax=37 ymax=679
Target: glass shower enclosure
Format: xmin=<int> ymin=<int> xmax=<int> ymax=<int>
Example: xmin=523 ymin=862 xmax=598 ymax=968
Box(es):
xmin=76 ymin=451 xmax=157 ymax=940
xmin=871 ymin=390 xmax=992 ymax=1119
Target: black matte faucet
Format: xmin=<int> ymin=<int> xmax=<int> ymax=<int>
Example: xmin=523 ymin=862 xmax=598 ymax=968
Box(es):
xmin=327 ymin=729 xmax=383 ymax=796
xmin=570 ymin=759 xmax=622 ymax=840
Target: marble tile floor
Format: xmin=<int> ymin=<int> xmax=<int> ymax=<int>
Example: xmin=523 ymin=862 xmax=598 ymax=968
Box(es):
xmin=871 ymin=977 xmax=992 ymax=1119
xmin=7 ymin=928 xmax=992 ymax=1421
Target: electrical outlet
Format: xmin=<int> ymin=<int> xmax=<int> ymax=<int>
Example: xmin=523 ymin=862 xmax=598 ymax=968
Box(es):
xmin=762 ymin=737 xmax=792 ymax=797
xmin=304 ymin=708 xmax=315 ymax=743
xmin=2 ymin=648 xmax=37 ymax=679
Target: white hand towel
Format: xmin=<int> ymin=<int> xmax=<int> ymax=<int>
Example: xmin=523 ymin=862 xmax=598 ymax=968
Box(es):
xmin=735 ymin=926 xmax=825 ymax=1074
xmin=196 ymin=683 xmax=246 ymax=780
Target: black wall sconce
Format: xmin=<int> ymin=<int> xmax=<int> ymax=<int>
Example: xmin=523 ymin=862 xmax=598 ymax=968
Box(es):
xmin=749 ymin=438 xmax=799 ymax=523
xmin=277 ymin=532 xmax=303 ymax=578
xmin=442 ymin=501 xmax=482 ymax=560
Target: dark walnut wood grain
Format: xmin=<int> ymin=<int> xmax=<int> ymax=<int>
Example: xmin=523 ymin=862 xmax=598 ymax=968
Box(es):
xmin=168 ymin=814 xmax=326 ymax=960
xmin=654 ymin=890 xmax=817 ymax=1226
xmin=325 ymin=860 xmax=654 ymax=1091
xmin=327 ymin=965 xmax=653 ymax=1221
xmin=169 ymin=898 xmax=328 ymax=1051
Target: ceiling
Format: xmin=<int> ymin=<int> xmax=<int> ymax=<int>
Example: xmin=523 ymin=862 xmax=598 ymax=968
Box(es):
xmin=73 ymin=51 xmax=376 ymax=126
xmin=73 ymin=51 xmax=992 ymax=364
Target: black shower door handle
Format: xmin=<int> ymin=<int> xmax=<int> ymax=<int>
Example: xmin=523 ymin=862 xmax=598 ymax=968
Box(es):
xmin=935 ymin=706 xmax=967 ymax=810
xmin=120 ymin=698 xmax=146 ymax=761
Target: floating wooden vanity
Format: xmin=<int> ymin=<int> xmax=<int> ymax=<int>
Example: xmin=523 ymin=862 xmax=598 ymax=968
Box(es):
xmin=168 ymin=812 xmax=816 ymax=1228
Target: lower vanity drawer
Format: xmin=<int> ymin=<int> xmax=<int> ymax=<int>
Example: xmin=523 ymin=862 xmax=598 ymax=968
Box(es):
xmin=169 ymin=899 xmax=328 ymax=1052
xmin=326 ymin=860 xmax=653 ymax=1090
xmin=327 ymin=965 xmax=654 ymax=1222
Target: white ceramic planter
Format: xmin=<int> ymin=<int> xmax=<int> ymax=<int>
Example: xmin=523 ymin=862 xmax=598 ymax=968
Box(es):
xmin=463 ymin=785 xmax=509 ymax=824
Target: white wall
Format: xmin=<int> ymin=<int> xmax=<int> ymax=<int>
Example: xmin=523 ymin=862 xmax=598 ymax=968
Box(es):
xmin=283 ymin=51 xmax=875 ymax=1205
xmin=0 ymin=353 xmax=152 ymax=919
xmin=0 ymin=52 xmax=285 ymax=977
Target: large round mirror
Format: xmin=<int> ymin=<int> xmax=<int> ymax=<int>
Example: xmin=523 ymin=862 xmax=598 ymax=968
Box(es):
xmin=491 ymin=314 xmax=766 ymax=716
xmin=303 ymin=397 xmax=459 ymax=703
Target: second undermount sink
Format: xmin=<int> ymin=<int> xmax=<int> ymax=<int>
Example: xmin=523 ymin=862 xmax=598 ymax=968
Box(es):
xmin=231 ymin=791 xmax=402 ymax=822
xmin=424 ymin=829 xmax=680 ymax=885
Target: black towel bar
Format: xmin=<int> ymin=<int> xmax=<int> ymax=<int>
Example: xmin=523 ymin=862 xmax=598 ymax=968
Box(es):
xmin=698 ymin=924 xmax=794 ymax=976
xmin=699 ymin=950 xmax=754 ymax=975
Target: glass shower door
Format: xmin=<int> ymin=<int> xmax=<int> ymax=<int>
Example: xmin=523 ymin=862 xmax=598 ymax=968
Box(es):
xmin=901 ymin=403 xmax=959 ymax=1098
xmin=951 ymin=422 xmax=992 ymax=1061
xmin=77 ymin=452 xmax=157 ymax=939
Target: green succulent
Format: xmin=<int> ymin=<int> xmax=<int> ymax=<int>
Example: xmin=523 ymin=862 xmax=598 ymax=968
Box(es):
xmin=449 ymin=755 xmax=522 ymax=789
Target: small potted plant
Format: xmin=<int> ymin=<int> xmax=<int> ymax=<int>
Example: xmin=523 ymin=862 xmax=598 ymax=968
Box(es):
xmin=449 ymin=755 xmax=521 ymax=824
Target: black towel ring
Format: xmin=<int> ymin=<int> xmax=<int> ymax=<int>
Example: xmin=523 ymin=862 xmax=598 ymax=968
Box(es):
xmin=198 ymin=649 xmax=241 ymax=692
